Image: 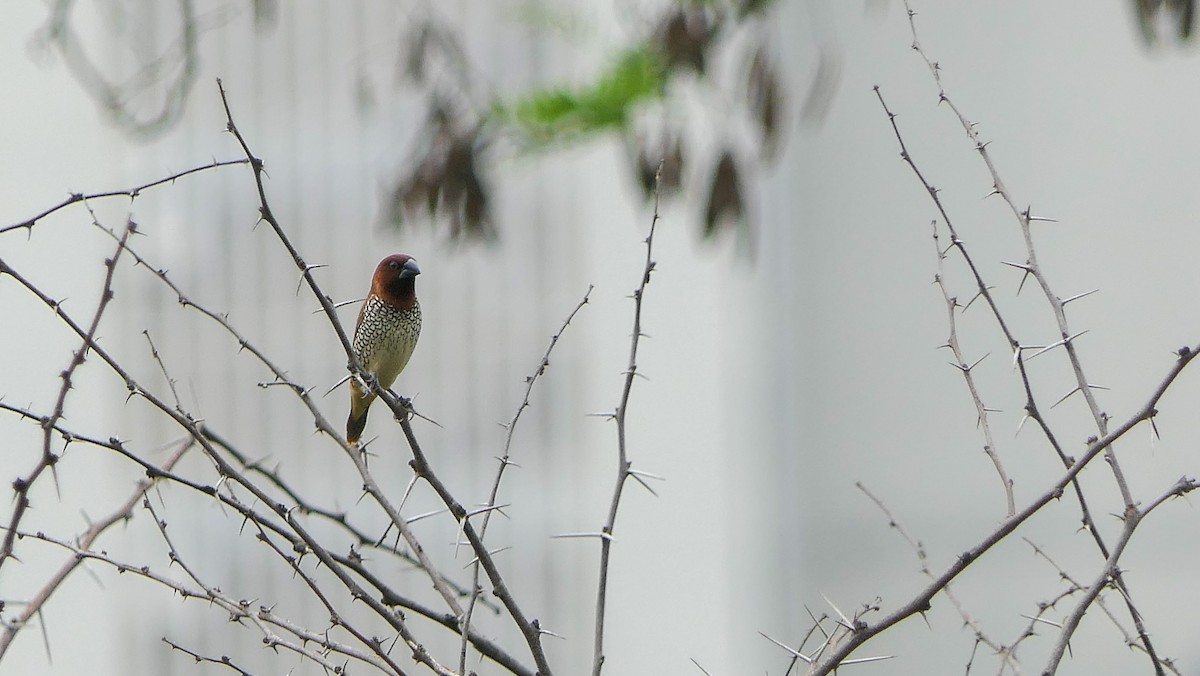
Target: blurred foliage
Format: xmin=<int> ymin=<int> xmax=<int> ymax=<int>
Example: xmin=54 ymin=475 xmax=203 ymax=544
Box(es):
xmin=497 ymin=47 xmax=668 ymax=146
xmin=392 ymin=1 xmax=786 ymax=250
xmin=29 ymin=0 xmax=788 ymax=252
xmin=36 ymin=0 xmax=1200 ymax=252
xmin=386 ymin=104 xmax=495 ymax=242
xmin=31 ymin=0 xmax=205 ymax=138
xmin=1135 ymin=0 xmax=1195 ymax=42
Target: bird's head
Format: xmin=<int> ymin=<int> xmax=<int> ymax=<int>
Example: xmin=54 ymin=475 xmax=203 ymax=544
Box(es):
xmin=371 ymin=254 xmax=421 ymax=309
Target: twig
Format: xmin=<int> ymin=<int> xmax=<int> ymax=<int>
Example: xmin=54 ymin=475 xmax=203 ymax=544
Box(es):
xmin=0 ymin=217 xmax=133 ymax=573
xmin=0 ymin=439 xmax=191 ymax=659
xmin=1022 ymin=538 xmax=1180 ymax=675
xmin=1 ymin=378 xmax=529 ymax=674
xmin=592 ymin=162 xmax=663 ymax=676
xmin=931 ymin=220 xmax=1015 ymax=516
xmin=398 ymin=413 xmax=552 ymax=676
xmin=897 ymin=4 xmax=1170 ymax=670
xmin=200 ymin=426 xmax=496 ymax=610
xmin=0 ymin=159 xmax=248 ymax=235
xmin=459 ymin=286 xmax=593 ymax=675
xmin=805 ymin=343 xmax=1199 ymax=674
xmin=162 ymin=639 xmax=255 ymax=676
xmin=0 ymin=256 xmax=528 ymax=672
xmin=143 ymin=486 xmax=406 ymax=674
xmin=855 ymin=482 xmax=1019 ymax=673
xmin=1042 ymin=477 xmax=1197 ymax=673
xmin=250 ymin=521 xmax=414 ymax=676
xmin=214 ymin=78 xmax=466 ymax=617
xmin=219 ymin=78 xmax=548 ymax=673
xmin=18 ymin=523 xmax=372 ymax=673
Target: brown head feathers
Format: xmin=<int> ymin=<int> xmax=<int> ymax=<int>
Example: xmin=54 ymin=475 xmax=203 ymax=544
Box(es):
xmin=369 ymin=254 xmax=420 ymax=310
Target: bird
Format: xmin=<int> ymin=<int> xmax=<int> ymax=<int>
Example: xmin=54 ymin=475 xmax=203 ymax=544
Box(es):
xmin=346 ymin=254 xmax=422 ymax=445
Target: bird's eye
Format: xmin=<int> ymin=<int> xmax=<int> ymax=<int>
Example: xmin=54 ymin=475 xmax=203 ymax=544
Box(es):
xmin=389 ymin=261 xmax=399 ymax=269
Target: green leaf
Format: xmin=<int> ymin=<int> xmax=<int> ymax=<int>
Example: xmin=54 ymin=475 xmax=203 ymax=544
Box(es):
xmin=499 ymin=45 xmax=667 ymax=147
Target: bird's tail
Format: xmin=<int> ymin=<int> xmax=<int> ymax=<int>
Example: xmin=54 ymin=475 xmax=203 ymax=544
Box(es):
xmin=346 ymin=408 xmax=369 ymax=445
xmin=347 ymin=380 xmax=375 ymax=445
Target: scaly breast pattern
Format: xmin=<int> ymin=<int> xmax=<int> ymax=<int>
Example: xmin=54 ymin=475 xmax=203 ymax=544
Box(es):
xmin=353 ymin=296 xmax=422 ymax=390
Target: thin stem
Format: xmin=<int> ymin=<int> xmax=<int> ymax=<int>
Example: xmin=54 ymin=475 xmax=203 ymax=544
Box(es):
xmin=0 ymin=218 xmax=133 ymax=573
xmin=460 ymin=286 xmax=592 ymax=674
xmin=592 ymin=163 xmax=663 ymax=676
xmin=807 ymin=343 xmax=1198 ymax=674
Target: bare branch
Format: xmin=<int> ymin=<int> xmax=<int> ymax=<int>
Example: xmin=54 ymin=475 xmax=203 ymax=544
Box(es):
xmin=460 ymin=286 xmax=593 ymax=674
xmin=0 ymin=440 xmax=191 ymax=659
xmin=0 ymin=217 xmax=134 ymax=573
xmin=591 ymin=161 xmax=663 ymax=676
xmin=0 ymin=159 xmax=248 ymax=236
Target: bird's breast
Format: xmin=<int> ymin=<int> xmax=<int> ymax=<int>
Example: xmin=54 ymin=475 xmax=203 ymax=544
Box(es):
xmin=353 ymin=296 xmax=422 ymax=388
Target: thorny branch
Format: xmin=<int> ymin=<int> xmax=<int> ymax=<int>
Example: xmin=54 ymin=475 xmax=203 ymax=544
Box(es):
xmin=806 ymin=338 xmax=1197 ymax=674
xmin=591 ymin=163 xmax=664 ymax=676
xmin=0 ymin=132 xmax=535 ymax=675
xmin=0 ymin=265 xmax=426 ymax=670
xmin=0 ymin=217 xmax=134 ymax=573
xmin=0 ymin=158 xmax=248 ymax=236
xmin=459 ymin=286 xmax=593 ymax=675
xmin=215 ymin=78 xmax=470 ymax=619
xmin=397 ymin=413 xmax=552 ymax=676
xmin=1023 ymin=538 xmax=1184 ymax=676
xmin=219 ymin=78 xmax=549 ymax=674
xmin=1043 ymin=477 xmax=1197 ymax=674
xmin=1 ymin=399 xmax=528 ymax=674
xmin=855 ymin=482 xmax=1018 ymax=672
xmin=810 ymin=5 xmax=1198 ymax=672
xmin=931 ymin=220 xmax=1015 ymax=516
xmin=0 ymin=439 xmax=191 ymax=659
xmin=88 ymin=218 xmax=497 ymax=612
xmin=884 ymin=2 xmax=1173 ymax=672
xmin=0 ymin=73 xmax=671 ymax=676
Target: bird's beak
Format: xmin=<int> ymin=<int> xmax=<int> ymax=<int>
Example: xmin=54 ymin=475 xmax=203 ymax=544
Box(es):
xmin=400 ymin=259 xmax=421 ymax=279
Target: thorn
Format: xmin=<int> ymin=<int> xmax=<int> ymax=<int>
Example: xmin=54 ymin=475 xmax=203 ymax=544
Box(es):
xmin=462 ymin=546 xmax=511 ymax=568
xmin=1051 ymin=387 xmax=1080 ymax=409
xmin=314 ymin=297 xmax=366 ymax=314
xmin=1061 ymin=289 xmax=1099 ymax=305
xmin=463 ymin=503 xmax=511 ymax=520
xmin=629 ymin=472 xmax=659 ymax=497
xmin=821 ymin=593 xmax=852 ymax=628
xmin=1016 ymin=269 xmax=1033 ymax=295
xmin=757 ymin=631 xmax=812 ymax=663
xmin=1027 ymin=331 xmax=1088 ymax=361
xmin=842 ymin=655 xmax=896 ymax=666
xmin=405 ymin=508 xmax=447 ymax=524
xmin=492 ymin=456 xmax=522 ymax=470
xmin=961 ymin=289 xmax=988 ymax=312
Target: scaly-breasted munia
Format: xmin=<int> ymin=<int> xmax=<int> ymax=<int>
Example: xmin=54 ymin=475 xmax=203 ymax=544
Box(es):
xmin=346 ymin=254 xmax=422 ymax=445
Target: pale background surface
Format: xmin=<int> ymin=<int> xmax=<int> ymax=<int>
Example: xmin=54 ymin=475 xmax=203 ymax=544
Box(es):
xmin=2 ymin=2 xmax=1199 ymax=674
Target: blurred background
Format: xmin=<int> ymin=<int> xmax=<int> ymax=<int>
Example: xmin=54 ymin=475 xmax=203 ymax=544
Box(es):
xmin=3 ymin=1 xmax=1200 ymax=674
